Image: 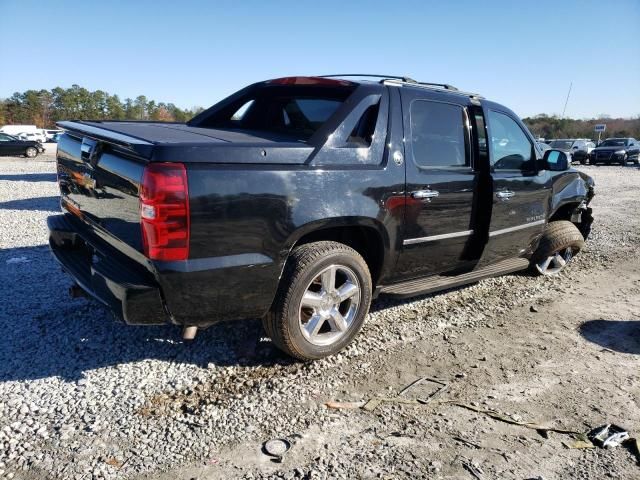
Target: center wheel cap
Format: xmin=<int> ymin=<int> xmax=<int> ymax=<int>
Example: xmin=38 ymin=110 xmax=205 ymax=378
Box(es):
xmin=320 ymin=294 xmax=337 ymax=311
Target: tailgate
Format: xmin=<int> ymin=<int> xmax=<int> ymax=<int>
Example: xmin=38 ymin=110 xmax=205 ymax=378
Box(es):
xmin=56 ymin=128 xmax=147 ymax=257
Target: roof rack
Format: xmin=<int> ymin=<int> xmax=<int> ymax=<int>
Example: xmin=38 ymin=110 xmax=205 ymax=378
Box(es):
xmin=319 ymin=74 xmax=419 ymax=83
xmin=319 ymin=74 xmax=483 ymax=100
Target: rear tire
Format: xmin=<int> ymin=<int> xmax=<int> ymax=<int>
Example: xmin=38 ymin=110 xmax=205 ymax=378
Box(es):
xmin=25 ymin=147 xmax=37 ymax=158
xmin=531 ymin=221 xmax=585 ymax=276
xmin=263 ymin=241 xmax=372 ymax=361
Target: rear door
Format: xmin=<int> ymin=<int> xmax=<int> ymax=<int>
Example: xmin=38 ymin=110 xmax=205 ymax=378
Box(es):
xmin=395 ymin=90 xmax=482 ymax=279
xmin=477 ymin=107 xmax=548 ymax=265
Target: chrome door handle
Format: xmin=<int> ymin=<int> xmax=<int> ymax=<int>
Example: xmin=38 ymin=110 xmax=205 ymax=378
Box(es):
xmin=496 ymin=190 xmax=515 ymax=200
xmin=412 ymin=190 xmax=440 ymax=199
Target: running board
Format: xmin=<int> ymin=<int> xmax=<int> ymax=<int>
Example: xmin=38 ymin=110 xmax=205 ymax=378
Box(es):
xmin=380 ymin=257 xmax=530 ymax=299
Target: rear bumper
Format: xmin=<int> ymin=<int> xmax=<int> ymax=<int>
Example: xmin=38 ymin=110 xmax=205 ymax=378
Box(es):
xmin=48 ymin=214 xmax=168 ymax=325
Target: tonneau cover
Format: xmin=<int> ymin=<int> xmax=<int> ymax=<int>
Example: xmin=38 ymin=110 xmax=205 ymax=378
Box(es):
xmin=57 ymin=120 xmax=313 ymax=164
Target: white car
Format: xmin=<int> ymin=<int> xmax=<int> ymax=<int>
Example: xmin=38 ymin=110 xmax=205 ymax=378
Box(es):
xmin=44 ymin=129 xmax=63 ymax=142
xmin=16 ymin=132 xmax=46 ymax=143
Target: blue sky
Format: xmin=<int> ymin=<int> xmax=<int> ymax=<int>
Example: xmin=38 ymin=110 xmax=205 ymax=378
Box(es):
xmin=1 ymin=0 xmax=639 ymax=119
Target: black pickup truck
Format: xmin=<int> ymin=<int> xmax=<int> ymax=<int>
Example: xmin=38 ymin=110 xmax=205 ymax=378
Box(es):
xmin=48 ymin=75 xmax=594 ymax=360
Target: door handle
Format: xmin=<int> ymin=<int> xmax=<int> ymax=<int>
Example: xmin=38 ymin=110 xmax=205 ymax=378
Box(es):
xmin=496 ymin=190 xmax=515 ymax=200
xmin=412 ymin=190 xmax=440 ymax=200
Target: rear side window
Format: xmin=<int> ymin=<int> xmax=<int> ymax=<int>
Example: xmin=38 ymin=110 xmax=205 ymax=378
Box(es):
xmin=410 ymin=100 xmax=468 ymax=168
xmin=487 ymin=110 xmax=534 ymax=171
xmin=193 ymin=84 xmax=355 ymax=142
xmin=347 ymin=101 xmax=380 ymax=147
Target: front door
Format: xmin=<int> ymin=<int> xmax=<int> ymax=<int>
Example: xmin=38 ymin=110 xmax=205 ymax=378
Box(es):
xmin=0 ymin=133 xmax=22 ymax=155
xmin=395 ymin=92 xmax=482 ymax=280
xmin=478 ymin=108 xmax=548 ymax=265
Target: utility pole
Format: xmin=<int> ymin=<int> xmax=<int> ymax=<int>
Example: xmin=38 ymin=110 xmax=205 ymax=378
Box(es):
xmin=561 ymin=81 xmax=572 ymax=118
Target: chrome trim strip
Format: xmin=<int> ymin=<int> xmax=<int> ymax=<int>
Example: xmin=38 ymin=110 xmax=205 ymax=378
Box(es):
xmin=489 ymin=219 xmax=545 ymax=237
xmin=403 ymin=229 xmax=473 ymax=246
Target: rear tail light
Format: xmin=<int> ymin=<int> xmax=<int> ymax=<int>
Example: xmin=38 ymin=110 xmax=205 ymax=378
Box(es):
xmin=140 ymin=163 xmax=190 ymax=261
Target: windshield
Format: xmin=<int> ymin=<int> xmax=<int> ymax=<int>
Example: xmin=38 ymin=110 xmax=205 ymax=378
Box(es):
xmin=190 ymin=83 xmax=356 ymax=142
xmin=549 ymin=140 xmax=573 ymax=149
xmin=599 ymin=139 xmax=627 ymax=147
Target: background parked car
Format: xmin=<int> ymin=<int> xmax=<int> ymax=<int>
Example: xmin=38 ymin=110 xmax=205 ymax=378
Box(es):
xmin=537 ymin=141 xmax=551 ymax=152
xmin=0 ymin=124 xmax=39 ymax=136
xmin=590 ymin=138 xmax=640 ymax=165
xmin=16 ymin=131 xmax=47 ymax=143
xmin=0 ymin=132 xmax=45 ymax=157
xmin=44 ymin=129 xmax=63 ymax=142
xmin=548 ymin=139 xmax=591 ymax=164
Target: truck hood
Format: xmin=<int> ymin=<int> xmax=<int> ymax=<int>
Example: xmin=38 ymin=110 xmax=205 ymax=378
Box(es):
xmin=57 ymin=121 xmax=313 ymax=164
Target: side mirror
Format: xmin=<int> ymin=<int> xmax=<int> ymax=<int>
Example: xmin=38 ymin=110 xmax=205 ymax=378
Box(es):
xmin=543 ymin=149 xmax=569 ymax=171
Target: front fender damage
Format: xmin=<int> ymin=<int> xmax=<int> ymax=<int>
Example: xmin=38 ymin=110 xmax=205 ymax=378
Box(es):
xmin=550 ymin=172 xmax=595 ymax=240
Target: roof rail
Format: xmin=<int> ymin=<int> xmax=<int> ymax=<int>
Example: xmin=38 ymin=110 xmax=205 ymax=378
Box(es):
xmin=416 ymin=81 xmax=458 ymax=91
xmin=319 ymin=74 xmax=483 ymax=100
xmin=382 ymin=79 xmax=484 ymax=101
xmin=319 ymin=74 xmax=419 ymax=83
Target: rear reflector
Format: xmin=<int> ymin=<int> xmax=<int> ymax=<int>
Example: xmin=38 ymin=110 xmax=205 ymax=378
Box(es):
xmin=140 ymin=163 xmax=190 ymax=261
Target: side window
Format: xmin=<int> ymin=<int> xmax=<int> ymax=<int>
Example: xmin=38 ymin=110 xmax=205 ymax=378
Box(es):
xmin=410 ymin=100 xmax=468 ymax=168
xmin=0 ymin=133 xmax=12 ymax=142
xmin=230 ymin=100 xmax=254 ymax=121
xmin=347 ymin=101 xmax=380 ymax=147
xmin=487 ymin=110 xmax=534 ymax=171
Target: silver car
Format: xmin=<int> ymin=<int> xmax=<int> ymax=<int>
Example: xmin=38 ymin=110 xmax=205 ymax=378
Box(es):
xmin=548 ymin=139 xmax=592 ymax=165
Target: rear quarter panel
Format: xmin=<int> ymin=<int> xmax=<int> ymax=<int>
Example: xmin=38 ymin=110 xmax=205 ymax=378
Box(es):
xmin=164 ymin=162 xmax=405 ymax=325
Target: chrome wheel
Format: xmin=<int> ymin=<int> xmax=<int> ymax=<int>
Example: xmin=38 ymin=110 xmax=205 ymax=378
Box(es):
xmin=25 ymin=147 xmax=37 ymax=158
xmin=535 ymin=247 xmax=573 ymax=275
xmin=298 ymin=264 xmax=361 ymax=346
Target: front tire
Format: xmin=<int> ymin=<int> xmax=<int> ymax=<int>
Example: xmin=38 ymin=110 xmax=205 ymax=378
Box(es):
xmin=263 ymin=241 xmax=372 ymax=360
xmin=25 ymin=147 xmax=37 ymax=158
xmin=532 ymin=221 xmax=585 ymax=276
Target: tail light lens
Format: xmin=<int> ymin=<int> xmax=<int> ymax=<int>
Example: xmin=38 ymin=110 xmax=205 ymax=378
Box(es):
xmin=140 ymin=163 xmax=190 ymax=261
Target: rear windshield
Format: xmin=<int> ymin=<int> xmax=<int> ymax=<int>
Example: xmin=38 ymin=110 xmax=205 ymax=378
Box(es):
xmin=190 ymin=84 xmax=356 ymax=142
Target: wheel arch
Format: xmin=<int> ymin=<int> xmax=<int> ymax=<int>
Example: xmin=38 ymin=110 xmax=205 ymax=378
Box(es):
xmin=548 ymin=200 xmax=593 ymax=240
xmin=548 ymin=173 xmax=594 ymax=240
xmin=283 ymin=217 xmax=390 ymax=287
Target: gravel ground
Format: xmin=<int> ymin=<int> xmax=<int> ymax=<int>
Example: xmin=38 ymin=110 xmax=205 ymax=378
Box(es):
xmin=0 ymin=156 xmax=639 ymax=479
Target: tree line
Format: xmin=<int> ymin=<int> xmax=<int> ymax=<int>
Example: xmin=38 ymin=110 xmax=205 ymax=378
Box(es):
xmin=1 ymin=85 xmax=639 ymax=141
xmin=0 ymin=85 xmax=204 ymax=128
xmin=522 ymin=114 xmax=640 ymax=141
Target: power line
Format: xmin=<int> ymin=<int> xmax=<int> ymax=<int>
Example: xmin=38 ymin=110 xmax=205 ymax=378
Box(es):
xmin=561 ymin=81 xmax=572 ymax=118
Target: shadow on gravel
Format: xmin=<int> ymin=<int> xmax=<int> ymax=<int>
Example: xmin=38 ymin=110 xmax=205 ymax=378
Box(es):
xmin=579 ymin=319 xmax=640 ymax=354
xmin=0 ymin=173 xmax=57 ymax=182
xmin=0 ymin=196 xmax=60 ymax=212
xmin=0 ymin=245 xmax=290 ymax=383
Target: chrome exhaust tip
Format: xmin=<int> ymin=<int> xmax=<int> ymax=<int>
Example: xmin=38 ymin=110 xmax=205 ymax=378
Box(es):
xmin=182 ymin=326 xmax=198 ymax=340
